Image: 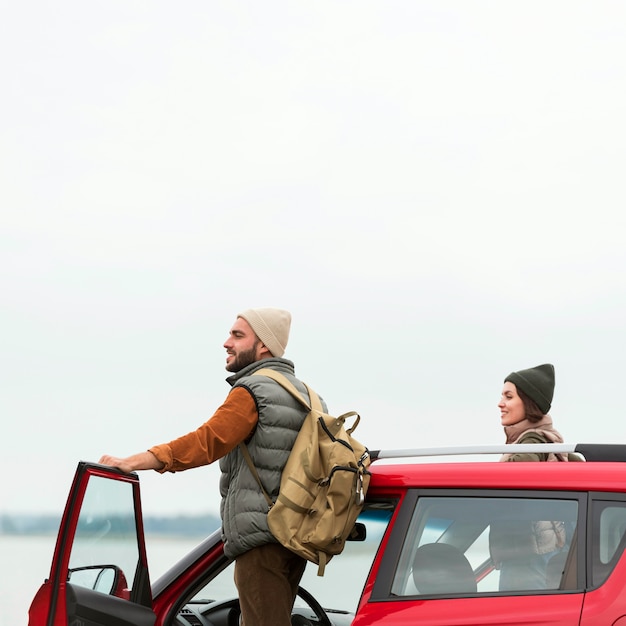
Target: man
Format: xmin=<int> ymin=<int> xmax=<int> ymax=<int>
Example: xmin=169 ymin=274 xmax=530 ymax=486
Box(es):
xmin=99 ymin=307 xmax=319 ymax=626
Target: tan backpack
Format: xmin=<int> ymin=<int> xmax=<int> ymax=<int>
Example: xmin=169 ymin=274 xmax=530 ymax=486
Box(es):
xmin=240 ymin=368 xmax=371 ymax=576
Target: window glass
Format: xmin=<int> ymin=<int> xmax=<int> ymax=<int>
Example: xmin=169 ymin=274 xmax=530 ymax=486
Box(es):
xmin=391 ymin=496 xmax=578 ymax=596
xmin=68 ymin=475 xmax=139 ymax=600
xmin=591 ymin=500 xmax=626 ymax=587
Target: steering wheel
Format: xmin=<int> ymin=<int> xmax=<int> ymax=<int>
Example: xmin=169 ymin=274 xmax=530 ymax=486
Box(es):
xmin=178 ymin=586 xmax=332 ymax=626
xmin=295 ymin=585 xmax=332 ymax=626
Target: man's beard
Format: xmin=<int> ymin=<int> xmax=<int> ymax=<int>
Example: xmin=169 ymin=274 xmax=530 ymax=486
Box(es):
xmin=226 ymin=343 xmax=260 ymax=372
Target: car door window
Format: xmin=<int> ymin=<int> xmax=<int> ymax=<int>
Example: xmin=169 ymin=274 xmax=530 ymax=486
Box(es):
xmin=391 ymin=495 xmax=578 ymax=596
xmin=68 ymin=475 xmax=140 ymax=600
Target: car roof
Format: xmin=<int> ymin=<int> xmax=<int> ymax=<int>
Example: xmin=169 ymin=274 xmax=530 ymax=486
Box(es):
xmin=367 ymin=443 xmax=626 ymax=493
xmin=369 ymin=460 xmax=626 ymax=492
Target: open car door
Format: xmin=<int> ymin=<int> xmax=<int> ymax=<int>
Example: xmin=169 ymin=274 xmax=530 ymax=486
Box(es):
xmin=28 ymin=461 xmax=155 ymax=626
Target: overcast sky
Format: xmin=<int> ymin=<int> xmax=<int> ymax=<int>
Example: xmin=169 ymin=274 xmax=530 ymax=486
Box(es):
xmin=3 ymin=1 xmax=626 ymax=517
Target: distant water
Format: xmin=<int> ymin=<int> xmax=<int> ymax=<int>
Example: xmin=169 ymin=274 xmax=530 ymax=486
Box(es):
xmin=1 ymin=534 xmax=204 ymax=626
xmin=3 ymin=533 xmax=372 ymax=625
xmin=1 ymin=536 xmax=55 ymax=626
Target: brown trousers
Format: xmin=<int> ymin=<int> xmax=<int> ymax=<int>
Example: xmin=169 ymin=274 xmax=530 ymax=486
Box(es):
xmin=234 ymin=543 xmax=307 ymax=626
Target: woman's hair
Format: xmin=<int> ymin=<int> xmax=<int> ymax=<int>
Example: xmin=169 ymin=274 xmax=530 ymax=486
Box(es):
xmin=517 ymin=386 xmax=545 ymax=422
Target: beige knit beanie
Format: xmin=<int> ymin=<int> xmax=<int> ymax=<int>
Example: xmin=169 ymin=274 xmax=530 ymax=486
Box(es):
xmin=237 ymin=308 xmax=292 ymax=357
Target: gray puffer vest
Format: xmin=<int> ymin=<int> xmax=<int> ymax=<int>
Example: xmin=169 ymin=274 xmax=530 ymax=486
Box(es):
xmin=219 ymin=358 xmax=325 ymax=559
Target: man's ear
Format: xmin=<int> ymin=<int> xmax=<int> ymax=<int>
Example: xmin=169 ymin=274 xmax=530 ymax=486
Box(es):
xmin=257 ymin=342 xmax=273 ymax=359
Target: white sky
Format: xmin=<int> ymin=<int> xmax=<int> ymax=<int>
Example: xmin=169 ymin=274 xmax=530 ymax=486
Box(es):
xmin=2 ymin=1 xmax=626 ymax=516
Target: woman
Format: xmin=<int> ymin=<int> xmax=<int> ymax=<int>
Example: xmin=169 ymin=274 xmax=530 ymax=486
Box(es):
xmin=498 ymin=363 xmax=568 ymax=462
xmin=491 ymin=363 xmax=569 ymax=590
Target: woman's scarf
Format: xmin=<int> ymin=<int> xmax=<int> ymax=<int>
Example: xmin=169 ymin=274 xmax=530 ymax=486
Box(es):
xmin=501 ymin=415 xmax=568 ymax=462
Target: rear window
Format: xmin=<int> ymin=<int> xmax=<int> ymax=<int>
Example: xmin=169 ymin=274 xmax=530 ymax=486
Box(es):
xmin=591 ymin=499 xmax=626 ymax=587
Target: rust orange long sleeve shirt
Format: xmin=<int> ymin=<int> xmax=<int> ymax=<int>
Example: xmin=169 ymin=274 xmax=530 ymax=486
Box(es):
xmin=149 ymin=386 xmax=258 ymax=472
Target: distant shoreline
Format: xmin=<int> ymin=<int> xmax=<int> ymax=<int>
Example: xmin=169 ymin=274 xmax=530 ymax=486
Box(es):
xmin=0 ymin=513 xmax=221 ymax=537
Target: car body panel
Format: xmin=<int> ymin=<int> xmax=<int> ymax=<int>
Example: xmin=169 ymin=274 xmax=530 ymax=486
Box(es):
xmin=352 ymin=594 xmax=584 ymax=626
xmin=578 ymin=555 xmax=626 ymax=624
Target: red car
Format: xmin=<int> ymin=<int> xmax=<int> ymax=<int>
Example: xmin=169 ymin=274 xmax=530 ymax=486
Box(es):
xmin=28 ymin=443 xmax=626 ymax=625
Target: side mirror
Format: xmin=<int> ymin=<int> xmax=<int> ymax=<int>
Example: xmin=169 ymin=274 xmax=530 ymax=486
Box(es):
xmin=348 ymin=522 xmax=367 ymax=542
xmin=68 ymin=564 xmax=130 ymax=600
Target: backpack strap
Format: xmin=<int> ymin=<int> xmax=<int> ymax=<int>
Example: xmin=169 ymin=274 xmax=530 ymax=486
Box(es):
xmin=238 ymin=368 xmax=319 ymax=510
xmin=239 ymin=443 xmax=274 ymax=509
xmin=253 ymin=368 xmax=360 ymax=429
xmin=253 ymin=367 xmax=320 ymax=412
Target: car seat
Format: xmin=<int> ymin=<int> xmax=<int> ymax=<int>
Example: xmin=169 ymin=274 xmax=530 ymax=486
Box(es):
xmin=412 ymin=543 xmax=477 ymax=595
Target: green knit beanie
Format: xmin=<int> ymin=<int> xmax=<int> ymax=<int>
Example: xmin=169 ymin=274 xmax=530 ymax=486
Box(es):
xmin=504 ymin=363 xmax=555 ymax=414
